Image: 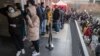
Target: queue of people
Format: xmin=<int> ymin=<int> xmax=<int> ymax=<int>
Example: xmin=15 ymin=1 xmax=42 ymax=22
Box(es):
xmin=0 ymin=0 xmax=40 ymax=56
xmin=0 ymin=0 xmax=67 ymax=56
xmin=1 ymin=0 xmax=100 ymax=56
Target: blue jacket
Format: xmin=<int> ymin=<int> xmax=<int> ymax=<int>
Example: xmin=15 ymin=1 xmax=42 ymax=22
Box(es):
xmin=36 ymin=6 xmax=45 ymax=22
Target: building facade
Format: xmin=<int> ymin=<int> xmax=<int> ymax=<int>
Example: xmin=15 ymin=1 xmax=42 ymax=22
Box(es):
xmin=35 ymin=0 xmax=60 ymax=6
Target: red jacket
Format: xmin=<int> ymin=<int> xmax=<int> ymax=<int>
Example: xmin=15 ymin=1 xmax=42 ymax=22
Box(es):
xmin=84 ymin=27 xmax=92 ymax=36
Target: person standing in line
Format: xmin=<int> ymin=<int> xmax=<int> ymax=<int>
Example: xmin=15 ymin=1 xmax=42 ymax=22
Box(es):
xmin=26 ymin=1 xmax=40 ymax=56
xmin=53 ymin=6 xmax=60 ymax=32
xmin=6 ymin=5 xmax=25 ymax=56
xmin=14 ymin=0 xmax=28 ymax=41
xmin=36 ymin=3 xmax=43 ymax=35
xmin=39 ymin=2 xmax=46 ymax=35
xmin=59 ymin=7 xmax=65 ymax=29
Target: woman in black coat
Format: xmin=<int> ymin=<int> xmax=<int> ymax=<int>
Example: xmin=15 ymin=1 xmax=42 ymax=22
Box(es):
xmin=0 ymin=5 xmax=25 ymax=56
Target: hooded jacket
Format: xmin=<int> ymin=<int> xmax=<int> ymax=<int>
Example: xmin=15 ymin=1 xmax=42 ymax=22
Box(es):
xmin=27 ymin=5 xmax=40 ymax=41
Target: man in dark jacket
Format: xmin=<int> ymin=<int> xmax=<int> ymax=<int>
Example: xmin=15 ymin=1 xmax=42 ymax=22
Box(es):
xmin=53 ymin=7 xmax=60 ymax=32
xmin=53 ymin=8 xmax=60 ymax=22
xmin=59 ymin=8 xmax=65 ymax=29
xmin=36 ymin=2 xmax=46 ymax=35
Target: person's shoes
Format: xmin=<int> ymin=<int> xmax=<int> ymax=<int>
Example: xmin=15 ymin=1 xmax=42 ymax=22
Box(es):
xmin=21 ymin=49 xmax=25 ymax=54
xmin=16 ymin=51 xmax=21 ymax=56
xmin=56 ymin=32 xmax=59 ymax=34
xmin=32 ymin=51 xmax=40 ymax=56
xmin=41 ymin=33 xmax=45 ymax=35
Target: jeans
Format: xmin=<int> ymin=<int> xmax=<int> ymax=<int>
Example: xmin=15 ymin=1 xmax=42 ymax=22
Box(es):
xmin=60 ymin=19 xmax=64 ymax=29
xmin=32 ymin=40 xmax=39 ymax=52
xmin=53 ymin=21 xmax=60 ymax=32
xmin=40 ymin=19 xmax=46 ymax=33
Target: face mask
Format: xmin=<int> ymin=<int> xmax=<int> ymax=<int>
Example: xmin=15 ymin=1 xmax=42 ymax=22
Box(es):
xmin=8 ymin=7 xmax=15 ymax=13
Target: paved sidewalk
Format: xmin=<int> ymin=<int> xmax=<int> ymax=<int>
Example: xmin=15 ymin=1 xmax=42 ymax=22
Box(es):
xmin=0 ymin=24 xmax=72 ymax=56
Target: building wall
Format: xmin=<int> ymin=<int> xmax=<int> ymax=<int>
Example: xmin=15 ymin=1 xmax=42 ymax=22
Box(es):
xmin=35 ymin=0 xmax=59 ymax=6
xmin=77 ymin=3 xmax=100 ymax=14
xmin=35 ymin=0 xmax=40 ymax=4
xmin=0 ymin=0 xmax=11 ymax=36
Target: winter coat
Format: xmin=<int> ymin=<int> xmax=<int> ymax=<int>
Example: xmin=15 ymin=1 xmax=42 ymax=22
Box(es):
xmin=84 ymin=27 xmax=92 ymax=36
xmin=47 ymin=10 xmax=52 ymax=25
xmin=36 ymin=6 xmax=43 ymax=21
xmin=27 ymin=5 xmax=40 ymax=41
xmin=0 ymin=7 xmax=25 ymax=36
xmin=36 ymin=6 xmax=45 ymax=23
xmin=53 ymin=8 xmax=60 ymax=22
xmin=7 ymin=10 xmax=24 ymax=36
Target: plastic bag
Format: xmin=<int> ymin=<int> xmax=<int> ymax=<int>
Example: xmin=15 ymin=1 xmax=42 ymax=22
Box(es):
xmin=91 ymin=35 xmax=98 ymax=51
xmin=84 ymin=36 xmax=90 ymax=44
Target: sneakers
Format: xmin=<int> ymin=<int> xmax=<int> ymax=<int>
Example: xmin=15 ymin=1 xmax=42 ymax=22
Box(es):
xmin=16 ymin=49 xmax=25 ymax=56
xmin=32 ymin=51 xmax=40 ymax=56
xmin=16 ymin=51 xmax=21 ymax=56
xmin=56 ymin=32 xmax=59 ymax=34
xmin=21 ymin=49 xmax=25 ymax=54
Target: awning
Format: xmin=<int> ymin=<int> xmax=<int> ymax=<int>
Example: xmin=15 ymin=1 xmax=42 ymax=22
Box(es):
xmin=56 ymin=1 xmax=67 ymax=5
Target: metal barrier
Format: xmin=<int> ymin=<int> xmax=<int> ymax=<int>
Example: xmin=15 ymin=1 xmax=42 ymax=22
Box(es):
xmin=75 ymin=20 xmax=89 ymax=56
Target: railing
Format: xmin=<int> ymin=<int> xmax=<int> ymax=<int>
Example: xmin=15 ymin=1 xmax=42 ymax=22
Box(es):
xmin=75 ymin=20 xmax=89 ymax=56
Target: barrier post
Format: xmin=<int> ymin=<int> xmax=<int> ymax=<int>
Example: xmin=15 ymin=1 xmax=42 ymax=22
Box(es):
xmin=46 ymin=22 xmax=54 ymax=51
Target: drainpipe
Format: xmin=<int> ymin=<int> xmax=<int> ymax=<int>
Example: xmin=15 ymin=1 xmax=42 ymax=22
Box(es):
xmin=21 ymin=0 xmax=24 ymax=11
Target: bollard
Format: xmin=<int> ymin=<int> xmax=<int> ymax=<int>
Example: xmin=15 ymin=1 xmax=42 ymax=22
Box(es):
xmin=46 ymin=22 xmax=54 ymax=51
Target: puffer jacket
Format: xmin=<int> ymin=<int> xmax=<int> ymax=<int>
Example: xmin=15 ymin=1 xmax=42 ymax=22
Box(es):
xmin=27 ymin=5 xmax=40 ymax=41
xmin=8 ymin=10 xmax=24 ymax=36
